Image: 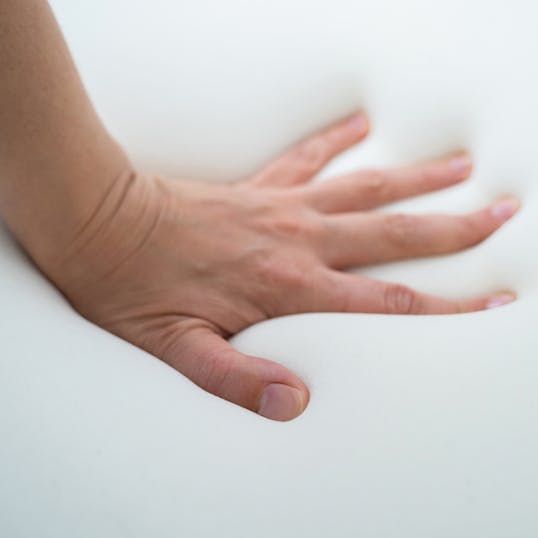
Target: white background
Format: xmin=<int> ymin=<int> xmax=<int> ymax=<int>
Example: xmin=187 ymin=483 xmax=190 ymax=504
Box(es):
xmin=1 ymin=1 xmax=537 ymax=536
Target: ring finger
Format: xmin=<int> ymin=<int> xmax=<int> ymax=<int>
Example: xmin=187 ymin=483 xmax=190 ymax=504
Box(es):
xmin=319 ymin=197 xmax=520 ymax=268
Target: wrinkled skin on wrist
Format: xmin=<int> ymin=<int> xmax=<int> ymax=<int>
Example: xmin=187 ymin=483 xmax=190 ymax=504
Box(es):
xmin=44 ymin=112 xmax=519 ymax=421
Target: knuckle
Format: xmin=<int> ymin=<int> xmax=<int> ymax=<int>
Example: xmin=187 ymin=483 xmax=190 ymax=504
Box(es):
xmin=458 ymin=214 xmax=487 ymax=247
xmin=262 ymin=209 xmax=323 ymax=240
xmin=384 ymin=283 xmax=420 ymax=314
xmin=292 ymin=137 xmax=330 ymax=172
xmin=417 ymin=164 xmax=439 ymax=186
xmin=271 ymin=215 xmax=305 ymax=237
xmin=383 ymin=213 xmax=419 ymax=248
xmin=362 ymin=169 xmax=387 ymax=196
xmin=196 ymin=347 xmax=234 ymax=396
xmin=255 ymin=255 xmax=309 ymax=290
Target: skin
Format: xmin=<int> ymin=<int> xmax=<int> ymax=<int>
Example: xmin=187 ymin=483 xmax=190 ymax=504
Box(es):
xmin=0 ymin=1 xmax=519 ymax=421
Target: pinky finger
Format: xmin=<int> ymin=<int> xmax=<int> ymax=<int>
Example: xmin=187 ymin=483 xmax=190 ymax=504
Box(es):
xmin=322 ymin=271 xmax=516 ymax=315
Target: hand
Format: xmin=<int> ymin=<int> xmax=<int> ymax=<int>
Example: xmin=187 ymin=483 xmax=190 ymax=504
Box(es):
xmin=46 ymin=111 xmax=519 ymax=421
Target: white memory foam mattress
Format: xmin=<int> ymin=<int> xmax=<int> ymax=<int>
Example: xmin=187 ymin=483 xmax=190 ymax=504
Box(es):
xmin=1 ymin=0 xmax=537 ymax=536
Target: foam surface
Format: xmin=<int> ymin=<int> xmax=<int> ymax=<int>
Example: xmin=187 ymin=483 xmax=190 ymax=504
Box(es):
xmin=1 ymin=1 xmax=537 ymax=536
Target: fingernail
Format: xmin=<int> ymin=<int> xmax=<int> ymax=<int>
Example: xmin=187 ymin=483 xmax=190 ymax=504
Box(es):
xmin=258 ymin=383 xmax=306 ymax=421
xmin=490 ymin=197 xmax=520 ymax=221
xmin=486 ymin=292 xmax=516 ymax=309
xmin=449 ymin=153 xmax=472 ymax=174
xmin=347 ymin=112 xmax=369 ymax=135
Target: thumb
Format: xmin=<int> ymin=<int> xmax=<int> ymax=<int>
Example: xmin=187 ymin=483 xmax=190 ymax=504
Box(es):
xmin=157 ymin=323 xmax=309 ymax=421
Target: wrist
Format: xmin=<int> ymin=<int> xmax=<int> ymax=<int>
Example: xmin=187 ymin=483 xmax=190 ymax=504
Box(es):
xmin=42 ymin=170 xmax=164 ymax=310
xmin=0 ymin=137 xmax=134 ymax=281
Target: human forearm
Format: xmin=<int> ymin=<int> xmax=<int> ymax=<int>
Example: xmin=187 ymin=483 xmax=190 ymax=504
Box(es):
xmin=0 ymin=0 xmax=131 ymax=269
